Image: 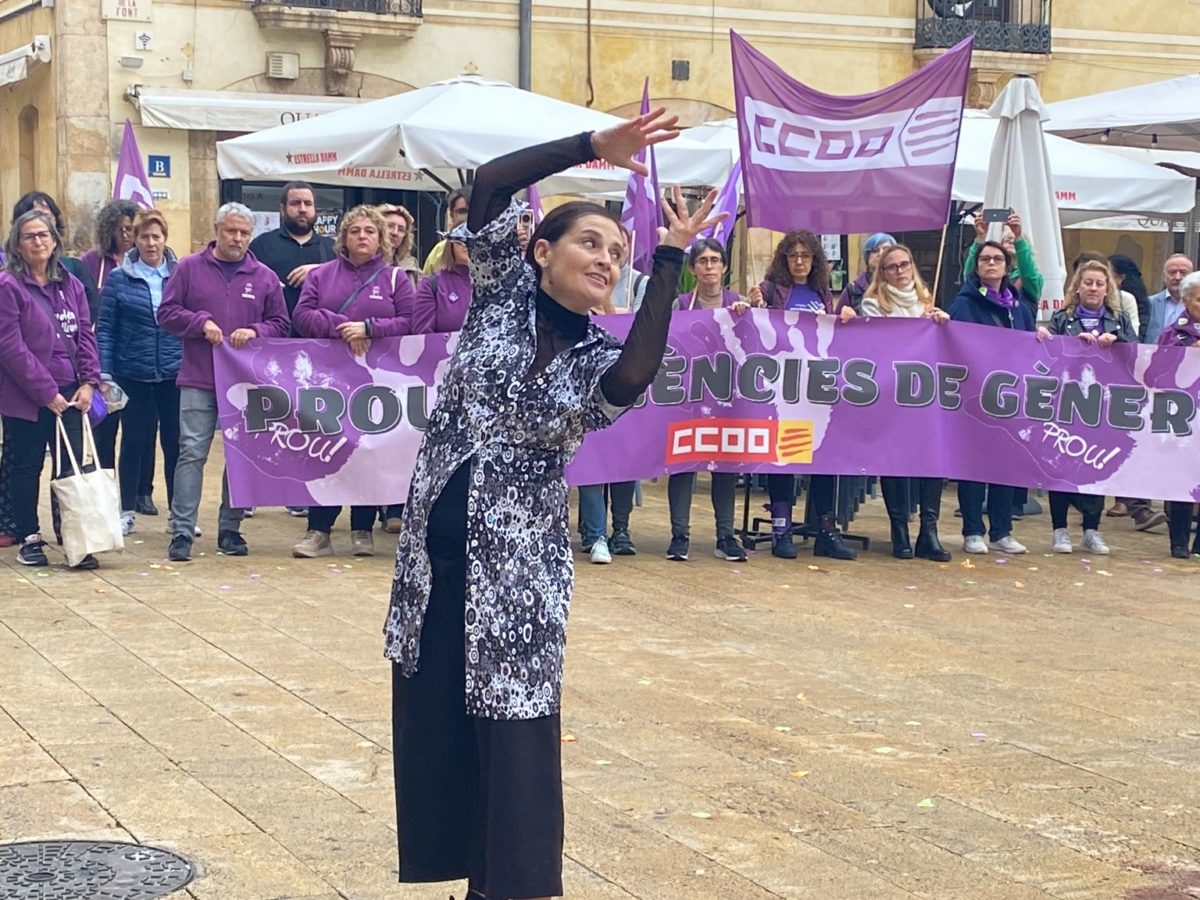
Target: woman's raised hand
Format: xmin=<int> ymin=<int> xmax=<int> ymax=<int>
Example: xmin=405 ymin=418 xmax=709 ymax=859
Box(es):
xmin=660 ymin=186 xmax=725 ymax=252
xmin=590 ymin=108 xmax=680 ymax=177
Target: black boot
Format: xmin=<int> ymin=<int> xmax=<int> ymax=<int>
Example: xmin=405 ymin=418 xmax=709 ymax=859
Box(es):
xmin=881 ymin=477 xmax=913 ymax=559
xmin=914 ymin=477 xmax=952 ymax=562
xmin=1168 ymin=501 xmax=1193 ymax=559
xmin=770 ymin=500 xmax=797 ymax=559
xmin=813 ymin=513 xmax=857 ymax=560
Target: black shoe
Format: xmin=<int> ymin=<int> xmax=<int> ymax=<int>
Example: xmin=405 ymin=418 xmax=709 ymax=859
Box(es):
xmin=610 ymin=528 xmax=637 ymax=556
xmin=813 ymin=514 xmax=857 ymax=560
xmin=771 ymin=530 xmax=798 ymax=559
xmin=666 ymin=534 xmax=690 ymax=561
xmin=18 ymin=539 xmax=48 ymax=567
xmin=168 ymin=534 xmax=193 ymax=561
xmin=890 ymin=521 xmax=913 ymax=559
xmin=714 ymin=535 xmax=747 ymax=562
xmin=915 ymin=527 xmax=952 ymax=562
xmin=135 ymin=494 xmax=159 ymax=516
xmin=218 ymin=531 xmax=249 ymax=556
xmin=71 ymin=554 xmax=100 ymax=571
xmin=1171 ymin=545 xmax=1190 ymax=560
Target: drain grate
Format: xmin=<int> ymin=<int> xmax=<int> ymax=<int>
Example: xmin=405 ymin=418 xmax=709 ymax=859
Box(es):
xmin=0 ymin=840 xmax=194 ymax=899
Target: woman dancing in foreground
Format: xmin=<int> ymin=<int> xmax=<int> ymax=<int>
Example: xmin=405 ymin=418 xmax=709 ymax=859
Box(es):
xmin=383 ymin=112 xmax=721 ymax=900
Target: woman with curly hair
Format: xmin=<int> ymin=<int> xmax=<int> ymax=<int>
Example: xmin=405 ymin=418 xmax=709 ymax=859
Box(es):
xmin=82 ymin=200 xmax=139 ymax=292
xmin=291 ymin=204 xmax=415 ymax=559
xmin=748 ymin=229 xmax=858 ymax=562
xmin=379 ymin=203 xmax=420 ymax=286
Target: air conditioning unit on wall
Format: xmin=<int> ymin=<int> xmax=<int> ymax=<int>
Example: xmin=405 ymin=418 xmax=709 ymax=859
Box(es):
xmin=266 ymin=51 xmax=299 ymax=80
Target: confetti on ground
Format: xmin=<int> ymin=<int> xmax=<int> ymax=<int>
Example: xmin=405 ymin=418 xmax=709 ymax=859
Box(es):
xmin=1082 ymin=558 xmax=1092 ymax=564
xmin=133 ymin=540 xmax=144 ymax=545
xmin=329 ymin=568 xmax=343 ymax=574
xmin=344 ymin=564 xmax=353 ymax=569
xmin=15 ymin=578 xmax=28 ymax=584
xmin=906 ymin=585 xmax=917 ymax=590
xmin=971 ymin=732 xmax=987 ymax=739
xmin=149 ymin=564 xmax=162 ymax=569
xmin=795 ymin=693 xmax=807 ymax=702
xmin=965 ymin=580 xmax=976 ymax=585
xmin=561 ymin=734 xmax=577 ymax=743
xmin=905 ymin=721 xmax=922 ymax=726
xmin=1013 ymin=581 xmax=1025 ymax=589
xmin=1153 ymin=568 xmax=1164 ymax=574
xmin=774 ymin=726 xmax=793 ymax=733
xmin=995 ymin=558 xmax=1008 ymax=564
xmin=917 ymin=798 xmax=935 ymax=809
xmin=637 ymin=678 xmax=653 ymax=686
xmin=137 ymin=572 xmax=149 ymax=577
xmin=249 ymin=573 xmax=261 ymax=579
xmin=1027 ymin=566 xmax=1039 ymax=571
xmin=594 ymin=759 xmax=612 ymax=766
xmin=903 ymin=603 xmax=915 ymax=609
xmin=961 ymin=560 xmax=975 ymax=569
xmin=1097 ymin=570 xmax=1113 ymax=577
xmin=1074 ymin=582 xmax=1085 ymax=587
xmin=779 ymin=584 xmax=791 ymax=589
xmin=807 ymin=565 xmax=820 ymax=571
xmin=35 ymin=572 xmax=48 ymax=578
xmin=691 ymin=811 xmax=712 ymax=819
xmin=874 ymin=746 xmax=894 ymax=754
xmin=790 ymin=770 xmax=808 ymax=778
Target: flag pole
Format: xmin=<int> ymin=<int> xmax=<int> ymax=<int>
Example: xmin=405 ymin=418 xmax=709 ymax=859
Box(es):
xmin=931 ymin=218 xmax=951 ymax=307
xmin=626 ymin=230 xmax=636 ymax=310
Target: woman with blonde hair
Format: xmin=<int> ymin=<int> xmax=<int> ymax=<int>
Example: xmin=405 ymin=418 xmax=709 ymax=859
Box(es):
xmin=378 ymin=203 xmax=420 ymax=284
xmin=291 ymin=204 xmax=415 ymax=559
xmin=860 ymin=244 xmax=951 ymax=560
xmin=1035 ymin=259 xmax=1135 ymax=556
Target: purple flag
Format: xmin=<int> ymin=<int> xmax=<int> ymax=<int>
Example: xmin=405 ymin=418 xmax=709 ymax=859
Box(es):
xmin=701 ymin=158 xmax=742 ymax=244
xmin=113 ymin=119 xmax=154 ymax=208
xmin=731 ymin=31 xmax=973 ymax=234
xmin=619 ymin=78 xmax=661 ymax=274
xmin=526 ymin=183 xmax=543 ymax=226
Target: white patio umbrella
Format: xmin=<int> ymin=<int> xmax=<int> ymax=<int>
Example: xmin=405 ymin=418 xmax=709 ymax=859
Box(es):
xmin=1043 ymin=74 xmax=1200 ymax=152
xmin=216 ymin=74 xmax=732 ymax=195
xmin=978 ymin=76 xmax=1067 ymax=313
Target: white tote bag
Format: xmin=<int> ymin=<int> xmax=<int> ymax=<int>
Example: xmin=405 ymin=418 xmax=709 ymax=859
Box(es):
xmin=50 ymin=415 xmax=124 ymax=566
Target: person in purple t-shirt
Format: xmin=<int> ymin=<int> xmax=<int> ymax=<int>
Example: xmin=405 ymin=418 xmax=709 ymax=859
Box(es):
xmin=748 ymin=229 xmax=859 ymax=562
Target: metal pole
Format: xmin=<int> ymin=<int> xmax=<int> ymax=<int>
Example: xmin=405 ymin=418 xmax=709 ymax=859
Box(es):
xmin=518 ymin=0 xmax=532 ymax=90
xmin=1188 ymin=189 xmax=1200 ymax=263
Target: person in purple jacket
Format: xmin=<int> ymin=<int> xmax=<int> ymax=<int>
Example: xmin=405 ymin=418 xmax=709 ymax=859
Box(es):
xmin=157 ymin=202 xmax=290 ymax=562
xmin=411 ymin=236 xmax=472 ymax=334
xmin=291 ymin=205 xmax=415 ymax=559
xmin=0 ymin=210 xmax=102 ymax=569
xmin=1160 ymin=271 xmax=1200 ymax=559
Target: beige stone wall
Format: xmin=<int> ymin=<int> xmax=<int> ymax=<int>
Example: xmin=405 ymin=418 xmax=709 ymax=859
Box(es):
xmin=0 ymin=7 xmax=57 ymax=238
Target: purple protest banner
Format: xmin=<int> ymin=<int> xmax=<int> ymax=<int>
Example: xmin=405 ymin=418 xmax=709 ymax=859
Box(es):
xmin=731 ymin=31 xmax=973 ymax=235
xmin=701 ymin=158 xmax=741 ymax=245
xmin=114 ymin=119 xmax=155 ymax=208
xmin=215 ymin=311 xmax=1200 ymax=506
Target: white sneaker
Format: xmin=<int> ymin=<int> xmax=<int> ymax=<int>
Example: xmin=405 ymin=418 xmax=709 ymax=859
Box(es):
xmin=1052 ymin=527 xmax=1073 ymax=554
xmin=989 ymin=535 xmax=1027 ymax=555
xmin=120 ymin=512 xmax=136 ymax=536
xmin=590 ymin=536 xmax=612 ymax=565
xmin=1081 ymin=529 xmax=1110 ymax=555
xmin=963 ymin=534 xmax=988 ymax=554
xmin=243 ymin=507 xmax=256 ymax=518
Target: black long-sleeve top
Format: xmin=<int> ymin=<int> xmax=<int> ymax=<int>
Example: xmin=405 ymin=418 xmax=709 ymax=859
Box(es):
xmin=467 ymin=132 xmax=684 ymax=406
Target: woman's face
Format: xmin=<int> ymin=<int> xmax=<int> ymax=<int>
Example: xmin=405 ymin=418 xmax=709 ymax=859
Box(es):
xmin=115 ymin=215 xmax=135 ymax=255
xmin=386 ymin=213 xmax=408 ymax=250
xmin=879 ymin=248 xmax=914 ymax=289
xmin=976 ymin=247 xmax=1008 ymax=284
xmin=136 ymin=224 xmax=165 ymax=267
xmin=785 ymin=241 xmax=813 ymax=283
xmin=17 ymin=217 xmax=57 ymax=270
xmin=1077 ymin=270 xmax=1109 ymax=310
xmin=449 ymin=240 xmax=469 ymax=266
xmin=343 ymin=215 xmax=380 ymax=262
xmin=1182 ymin=285 xmax=1200 ymax=321
xmin=534 ymin=214 xmax=623 ymax=315
xmin=691 ymin=248 xmax=726 ymax=287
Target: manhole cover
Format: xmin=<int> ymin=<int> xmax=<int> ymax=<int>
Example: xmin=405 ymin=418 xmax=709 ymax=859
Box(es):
xmin=0 ymin=841 xmax=194 ymax=899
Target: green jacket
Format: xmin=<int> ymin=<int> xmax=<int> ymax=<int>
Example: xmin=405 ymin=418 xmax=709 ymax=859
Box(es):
xmin=962 ymin=238 xmax=1044 ymax=302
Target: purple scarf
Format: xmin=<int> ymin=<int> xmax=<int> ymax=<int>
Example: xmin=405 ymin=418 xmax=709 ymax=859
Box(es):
xmin=980 ymin=282 xmax=1017 ymax=310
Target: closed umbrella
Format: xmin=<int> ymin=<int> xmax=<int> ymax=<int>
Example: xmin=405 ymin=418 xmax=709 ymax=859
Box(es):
xmin=981 ymin=75 xmax=1068 ymax=316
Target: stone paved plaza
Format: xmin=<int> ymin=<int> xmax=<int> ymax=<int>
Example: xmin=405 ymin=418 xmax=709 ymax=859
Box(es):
xmin=2 ymin=452 xmax=1200 ymax=899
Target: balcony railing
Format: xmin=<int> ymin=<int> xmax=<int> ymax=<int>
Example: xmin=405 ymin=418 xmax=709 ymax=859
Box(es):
xmin=253 ymin=0 xmax=421 ymax=15
xmin=915 ymin=0 xmax=1051 ymax=54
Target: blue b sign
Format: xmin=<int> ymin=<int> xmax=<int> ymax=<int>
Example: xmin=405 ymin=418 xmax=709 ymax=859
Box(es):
xmin=148 ymin=155 xmax=170 ymax=178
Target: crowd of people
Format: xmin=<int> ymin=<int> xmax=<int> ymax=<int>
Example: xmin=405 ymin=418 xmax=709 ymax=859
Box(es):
xmin=0 ymin=180 xmax=1199 ymax=573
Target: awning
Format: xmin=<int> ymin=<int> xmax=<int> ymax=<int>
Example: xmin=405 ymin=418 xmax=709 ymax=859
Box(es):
xmin=0 ymin=35 xmax=51 ymax=89
xmin=129 ymin=87 xmax=358 ymax=133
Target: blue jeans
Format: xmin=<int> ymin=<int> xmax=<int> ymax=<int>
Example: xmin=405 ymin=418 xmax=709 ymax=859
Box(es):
xmin=171 ymin=387 xmax=244 ymax=539
xmin=577 ymin=485 xmax=607 ymax=547
xmin=958 ymin=481 xmax=1014 ymax=542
